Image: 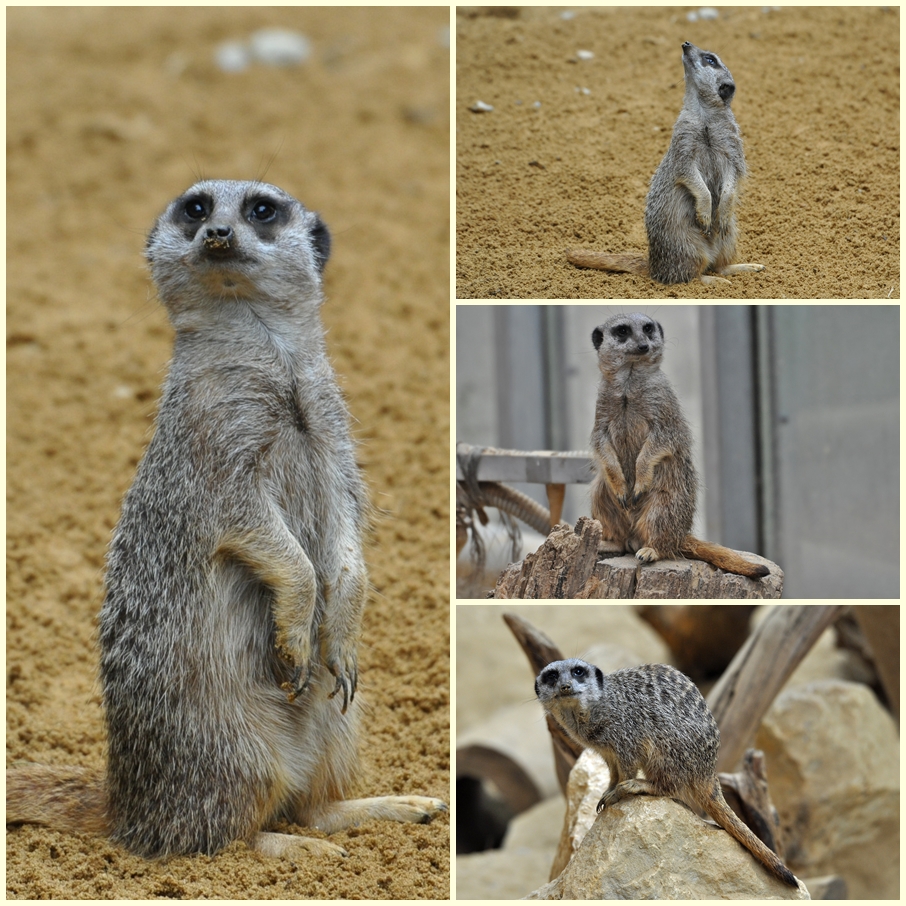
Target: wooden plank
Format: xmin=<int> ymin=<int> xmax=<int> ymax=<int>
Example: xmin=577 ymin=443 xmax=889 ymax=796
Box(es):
xmin=456 ymin=442 xmax=594 ymax=484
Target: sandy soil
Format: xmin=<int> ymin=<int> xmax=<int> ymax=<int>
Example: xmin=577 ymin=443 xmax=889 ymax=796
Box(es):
xmin=7 ymin=7 xmax=449 ymax=899
xmin=456 ymin=6 xmax=899 ymax=299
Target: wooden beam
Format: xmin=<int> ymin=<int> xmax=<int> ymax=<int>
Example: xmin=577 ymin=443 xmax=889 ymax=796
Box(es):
xmin=456 ymin=442 xmax=594 ymax=484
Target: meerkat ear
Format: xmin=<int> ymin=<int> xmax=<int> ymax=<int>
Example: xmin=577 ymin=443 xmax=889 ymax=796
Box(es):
xmin=310 ymin=214 xmax=331 ymax=274
xmin=594 ymin=666 xmax=605 ymax=687
xmin=592 ymin=327 xmax=604 ymax=350
xmin=655 ymin=320 xmax=665 ymax=339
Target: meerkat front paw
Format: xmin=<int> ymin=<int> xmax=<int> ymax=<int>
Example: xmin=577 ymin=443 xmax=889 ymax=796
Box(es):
xmin=635 ymin=547 xmax=661 ymax=563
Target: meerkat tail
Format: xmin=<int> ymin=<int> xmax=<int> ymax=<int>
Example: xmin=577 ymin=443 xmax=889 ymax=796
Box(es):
xmin=566 ymin=250 xmax=649 ymax=275
xmin=701 ymin=780 xmax=798 ymax=887
xmin=6 ymin=764 xmax=109 ymax=835
xmin=682 ymin=536 xmax=770 ymax=579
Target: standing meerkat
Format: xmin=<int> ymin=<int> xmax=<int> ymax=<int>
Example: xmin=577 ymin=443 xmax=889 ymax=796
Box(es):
xmin=535 ymin=659 xmax=799 ymax=888
xmin=6 ymin=179 xmax=446 ymax=859
xmin=567 ymin=42 xmax=764 ymax=285
xmin=590 ymin=312 xmax=769 ymax=580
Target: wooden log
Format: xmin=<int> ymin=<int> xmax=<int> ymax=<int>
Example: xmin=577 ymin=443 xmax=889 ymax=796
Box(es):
xmin=492 ymin=517 xmax=782 ymax=600
xmin=708 ymin=604 xmax=846 ymax=771
xmin=636 ymin=605 xmax=758 ymax=678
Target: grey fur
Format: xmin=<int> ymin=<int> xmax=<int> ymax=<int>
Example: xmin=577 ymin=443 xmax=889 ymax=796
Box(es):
xmin=97 ymin=180 xmax=445 ymax=857
xmin=535 ymin=658 xmax=798 ymax=887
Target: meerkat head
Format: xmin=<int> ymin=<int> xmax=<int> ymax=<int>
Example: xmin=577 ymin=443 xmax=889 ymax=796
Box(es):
xmin=145 ymin=180 xmax=331 ymax=323
xmin=535 ymin=658 xmax=605 ymax=707
xmin=681 ymin=42 xmax=735 ymax=108
xmin=592 ymin=312 xmax=665 ymax=376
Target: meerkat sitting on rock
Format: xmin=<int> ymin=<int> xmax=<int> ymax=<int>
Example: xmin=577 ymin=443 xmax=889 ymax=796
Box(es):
xmin=568 ymin=42 xmax=764 ymax=285
xmin=590 ymin=312 xmax=769 ymax=580
xmin=535 ymin=659 xmax=799 ymax=888
xmin=6 ymin=180 xmax=446 ymax=859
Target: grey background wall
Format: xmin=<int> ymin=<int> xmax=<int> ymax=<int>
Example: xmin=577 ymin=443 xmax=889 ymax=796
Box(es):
xmin=455 ymin=304 xmax=899 ymax=599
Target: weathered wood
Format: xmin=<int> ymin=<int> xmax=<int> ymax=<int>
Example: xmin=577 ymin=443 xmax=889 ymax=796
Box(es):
xmin=708 ymin=605 xmax=847 ymax=772
xmin=492 ymin=517 xmax=782 ymax=600
xmin=636 ymin=605 xmax=758 ymax=677
xmin=850 ymin=605 xmax=899 ymax=720
xmin=502 ymin=612 xmax=580 ymax=794
xmin=456 ymin=442 xmax=594 ymax=484
xmin=718 ymin=749 xmax=787 ymax=855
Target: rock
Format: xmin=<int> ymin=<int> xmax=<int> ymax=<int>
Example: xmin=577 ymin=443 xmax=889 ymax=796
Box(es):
xmin=457 ymin=847 xmax=552 ymax=900
xmin=527 ymin=784 xmax=808 ymax=899
xmin=757 ymin=680 xmax=899 ymax=899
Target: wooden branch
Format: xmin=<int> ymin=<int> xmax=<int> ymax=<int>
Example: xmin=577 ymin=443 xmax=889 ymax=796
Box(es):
xmin=708 ymin=604 xmax=847 ymax=771
xmin=502 ymin=611 xmax=581 ymax=793
xmin=850 ymin=605 xmax=899 ymax=721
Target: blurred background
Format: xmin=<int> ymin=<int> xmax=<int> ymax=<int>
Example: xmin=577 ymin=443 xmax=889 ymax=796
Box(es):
xmin=456 ymin=305 xmax=899 ymax=598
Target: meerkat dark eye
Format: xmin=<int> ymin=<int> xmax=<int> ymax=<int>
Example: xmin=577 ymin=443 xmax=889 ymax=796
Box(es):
xmin=643 ymin=323 xmax=655 ymax=336
xmin=612 ymin=325 xmax=631 ymax=341
xmin=571 ymin=666 xmax=586 ymax=679
xmin=702 ymin=54 xmax=718 ymax=67
xmin=249 ymin=201 xmax=278 ymax=223
xmin=183 ymin=199 xmax=208 ymax=221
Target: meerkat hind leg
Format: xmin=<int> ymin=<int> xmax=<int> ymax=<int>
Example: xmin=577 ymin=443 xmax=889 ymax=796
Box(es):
xmin=719 ymin=262 xmax=765 ymax=275
xmin=700 ymin=274 xmax=732 ymax=285
xmin=308 ymin=796 xmax=448 ymax=834
xmin=252 ymin=830 xmax=348 ymax=859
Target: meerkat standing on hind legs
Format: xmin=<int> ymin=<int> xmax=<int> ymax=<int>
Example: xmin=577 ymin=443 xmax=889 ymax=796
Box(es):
xmin=568 ymin=42 xmax=765 ymax=286
xmin=6 ymin=180 xmax=446 ymax=859
xmin=590 ymin=311 xmax=769 ymax=579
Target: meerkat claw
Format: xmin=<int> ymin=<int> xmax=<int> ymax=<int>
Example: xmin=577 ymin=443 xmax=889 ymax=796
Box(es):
xmin=282 ymin=664 xmax=313 ymax=702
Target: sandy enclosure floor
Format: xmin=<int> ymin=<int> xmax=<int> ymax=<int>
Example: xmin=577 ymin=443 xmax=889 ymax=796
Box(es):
xmin=7 ymin=7 xmax=450 ymax=899
xmin=456 ymin=6 xmax=899 ymax=299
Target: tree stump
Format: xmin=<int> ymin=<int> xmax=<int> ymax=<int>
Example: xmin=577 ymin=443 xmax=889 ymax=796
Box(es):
xmin=491 ymin=516 xmax=782 ymax=600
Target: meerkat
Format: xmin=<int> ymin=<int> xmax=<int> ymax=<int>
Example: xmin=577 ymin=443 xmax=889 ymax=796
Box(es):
xmin=6 ymin=179 xmax=446 ymax=859
xmin=567 ymin=42 xmax=764 ymax=285
xmin=590 ymin=312 xmax=769 ymax=580
xmin=535 ymin=659 xmax=798 ymax=888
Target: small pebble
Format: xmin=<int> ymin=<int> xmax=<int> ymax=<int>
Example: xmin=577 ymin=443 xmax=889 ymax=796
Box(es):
xmin=215 ymin=41 xmax=251 ymax=72
xmin=469 ymin=100 xmax=494 ymax=112
xmin=576 ymin=49 xmax=595 ymax=60
xmin=698 ymin=7 xmax=719 ymax=19
xmin=560 ymin=10 xmax=575 ymax=20
xmin=249 ymin=29 xmax=311 ymax=66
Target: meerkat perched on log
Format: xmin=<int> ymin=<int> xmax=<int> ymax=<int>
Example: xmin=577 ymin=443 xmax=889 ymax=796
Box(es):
xmin=568 ymin=42 xmax=764 ymax=285
xmin=590 ymin=312 xmax=769 ymax=580
xmin=6 ymin=180 xmax=446 ymax=859
xmin=535 ymin=659 xmax=799 ymax=887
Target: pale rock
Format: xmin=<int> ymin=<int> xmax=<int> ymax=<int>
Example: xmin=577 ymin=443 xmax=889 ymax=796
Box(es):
xmin=526 ymin=793 xmax=809 ymax=899
xmin=757 ymin=680 xmax=899 ymax=899
xmin=457 ymin=847 xmax=552 ymax=900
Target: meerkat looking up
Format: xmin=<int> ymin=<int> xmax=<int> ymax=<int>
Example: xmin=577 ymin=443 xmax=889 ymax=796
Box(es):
xmin=568 ymin=42 xmax=764 ymax=285
xmin=6 ymin=180 xmax=446 ymax=859
xmin=589 ymin=312 xmax=769 ymax=580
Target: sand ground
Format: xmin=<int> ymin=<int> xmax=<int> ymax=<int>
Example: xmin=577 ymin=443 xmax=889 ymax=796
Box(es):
xmin=456 ymin=6 xmax=899 ymax=299
xmin=7 ymin=7 xmax=450 ymax=898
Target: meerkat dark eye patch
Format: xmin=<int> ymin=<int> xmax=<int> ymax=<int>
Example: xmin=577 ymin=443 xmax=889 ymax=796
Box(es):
xmin=249 ymin=200 xmax=278 ymax=223
xmin=702 ymin=53 xmax=719 ymax=67
xmin=182 ymin=197 xmax=210 ymax=222
xmin=611 ymin=325 xmax=632 ymax=341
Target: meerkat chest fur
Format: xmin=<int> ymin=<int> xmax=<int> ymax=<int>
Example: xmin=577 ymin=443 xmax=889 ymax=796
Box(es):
xmin=591 ymin=313 xmax=693 ymax=482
